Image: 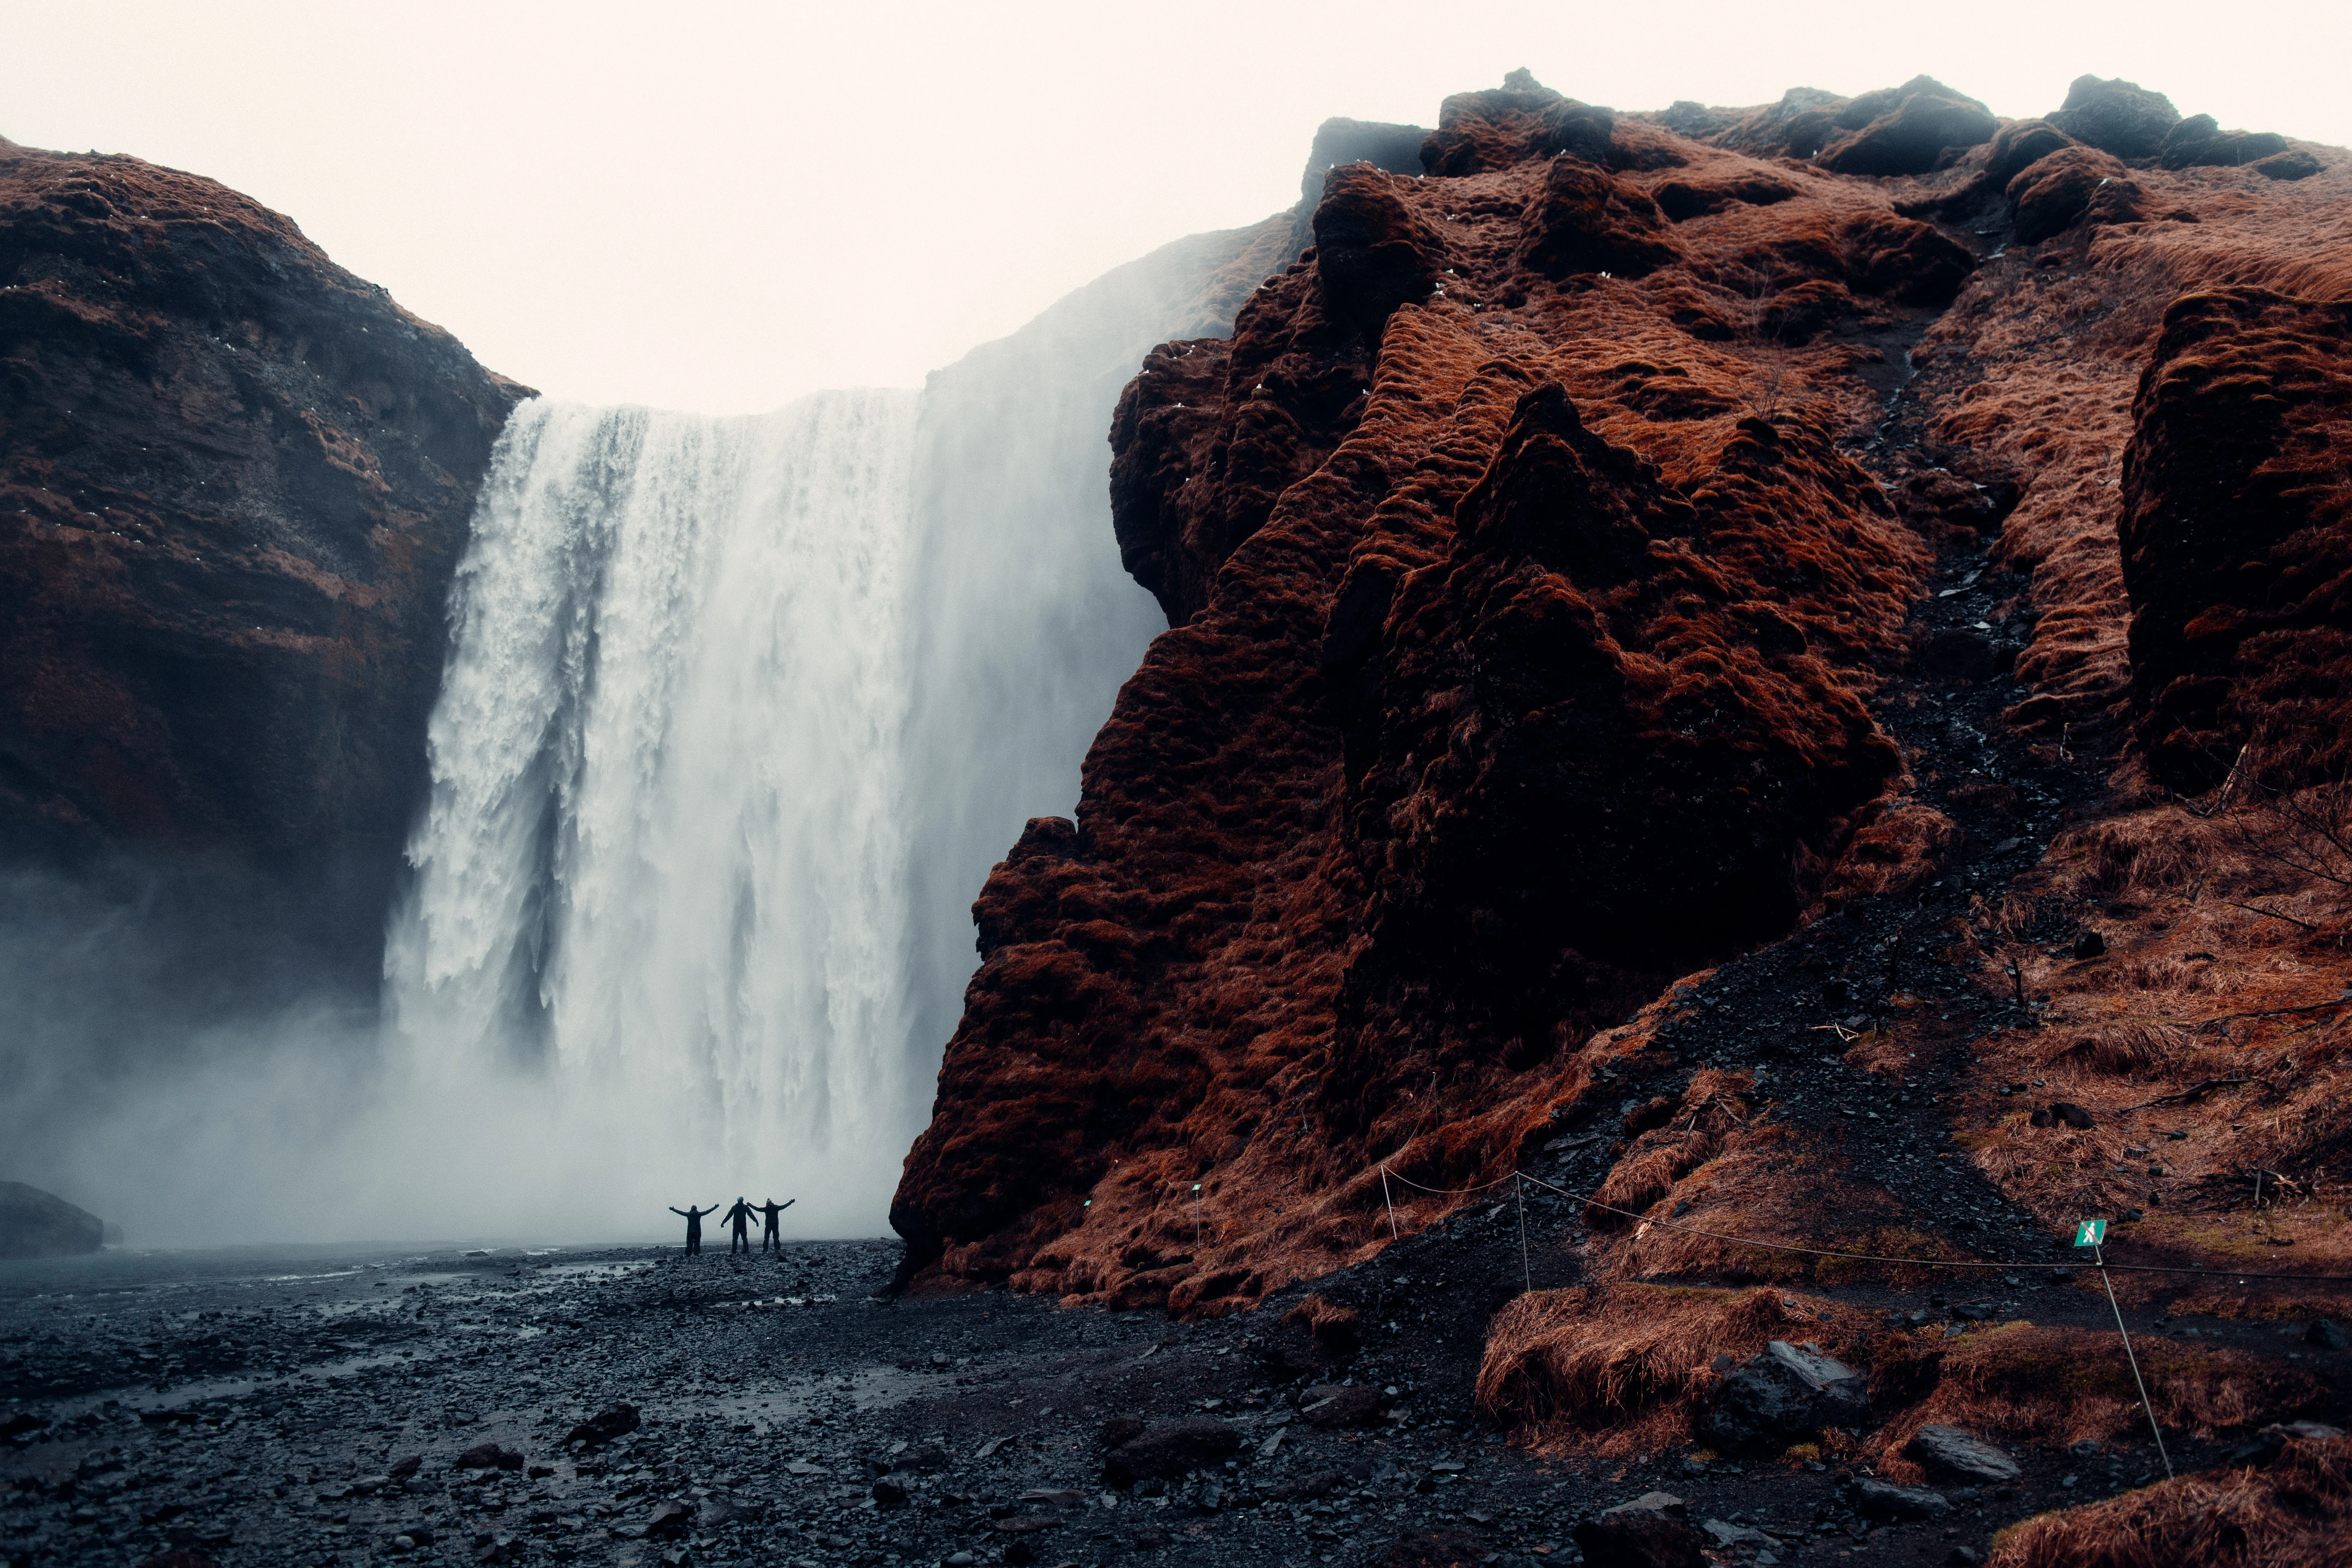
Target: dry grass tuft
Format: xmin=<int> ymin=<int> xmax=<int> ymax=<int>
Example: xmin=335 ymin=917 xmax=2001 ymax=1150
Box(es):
xmin=1987 ymin=1434 xmax=2352 ymax=1568
xmin=1477 ymin=1283 xmax=1874 ymax=1454
xmin=1869 ymin=1321 xmax=2325 ymax=1481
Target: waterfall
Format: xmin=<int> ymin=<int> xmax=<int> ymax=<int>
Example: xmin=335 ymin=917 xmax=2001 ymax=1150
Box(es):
xmin=371 ymin=220 xmax=1298 ymax=1241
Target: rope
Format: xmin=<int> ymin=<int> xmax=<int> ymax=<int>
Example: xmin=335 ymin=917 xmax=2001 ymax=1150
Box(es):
xmin=2095 ymin=1241 xmax=2176 ymax=1480
xmin=1377 ymin=1163 xmax=2352 ymax=1283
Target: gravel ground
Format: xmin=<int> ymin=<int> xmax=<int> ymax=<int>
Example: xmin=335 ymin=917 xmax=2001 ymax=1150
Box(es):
xmin=12 ymin=1215 xmax=2331 ymax=1568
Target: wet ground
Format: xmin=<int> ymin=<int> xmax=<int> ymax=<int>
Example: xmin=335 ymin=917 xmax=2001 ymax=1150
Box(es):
xmin=11 ymin=1217 xmax=2335 ymax=1568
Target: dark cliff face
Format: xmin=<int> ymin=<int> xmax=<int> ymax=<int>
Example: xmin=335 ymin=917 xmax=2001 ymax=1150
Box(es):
xmin=894 ymin=67 xmax=2352 ymax=1326
xmin=2118 ymin=288 xmax=2352 ymax=790
xmin=0 ymin=138 xmax=528 ymax=974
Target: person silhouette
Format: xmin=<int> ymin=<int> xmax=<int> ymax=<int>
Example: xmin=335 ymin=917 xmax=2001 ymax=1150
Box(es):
xmin=721 ymin=1197 xmax=756 ymax=1256
xmin=669 ymin=1202 xmax=719 ymax=1256
xmin=754 ymin=1198 xmax=795 ymax=1253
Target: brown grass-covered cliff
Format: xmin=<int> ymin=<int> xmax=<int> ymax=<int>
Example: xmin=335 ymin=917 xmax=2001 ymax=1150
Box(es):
xmin=895 ymin=65 xmax=2351 ymax=1357
xmin=0 ymin=135 xmax=527 ymax=966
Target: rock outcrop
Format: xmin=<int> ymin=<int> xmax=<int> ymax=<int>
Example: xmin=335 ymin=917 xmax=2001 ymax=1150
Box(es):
xmin=0 ymin=136 xmax=527 ymax=970
xmin=895 ymin=65 xmax=2352 ymax=1338
xmin=0 ymin=1180 xmax=102 ymax=1257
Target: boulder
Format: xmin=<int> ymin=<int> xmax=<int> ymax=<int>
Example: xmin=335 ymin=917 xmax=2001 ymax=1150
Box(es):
xmin=454 ymin=1443 xmax=524 ymax=1472
xmin=1817 ymin=77 xmax=1997 ymax=177
xmin=0 ymin=1182 xmax=104 ymax=1259
xmin=1102 ymin=1417 xmax=1241 ymax=1488
xmin=1984 ymin=119 xmax=2075 ymax=188
xmin=2006 ymin=147 xmax=2142 ymax=244
xmin=2047 ymin=76 xmax=2180 ymax=159
xmin=645 ymin=1501 xmax=695 ymax=1538
xmin=2052 ymin=1102 xmax=2096 ymax=1130
xmin=1572 ymin=1493 xmax=1705 ymax=1568
xmin=2309 ymin=1320 xmax=2349 ymax=1351
xmin=1705 ymin=1340 xmax=1867 ymax=1452
xmin=1853 ymin=1477 xmax=1951 ymax=1520
xmin=1300 ymin=1384 xmax=1385 ymax=1427
xmin=2252 ymin=149 xmax=2323 ymax=182
xmin=1906 ymin=1424 xmax=2021 ymax=1482
xmin=563 ymin=1402 xmax=640 ymax=1449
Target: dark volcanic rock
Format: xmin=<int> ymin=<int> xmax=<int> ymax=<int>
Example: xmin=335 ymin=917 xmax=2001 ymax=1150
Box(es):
xmin=1906 ymin=1424 xmax=2021 ymax=1482
xmin=0 ymin=138 xmax=527 ymax=969
xmin=1983 ymin=120 xmax=2076 ymax=189
xmin=1704 ymin=1341 xmax=1867 ymax=1452
xmin=2046 ymin=75 xmax=2181 ymax=160
xmin=1299 ymin=1383 xmax=1384 ymax=1427
xmin=1102 ymin=1416 xmax=1241 ymax=1486
xmin=1853 ymin=1477 xmax=1950 ymax=1520
xmin=1572 ymin=1491 xmax=1705 ymax=1568
xmin=0 ymin=1180 xmax=101 ymax=1258
xmin=2157 ymin=114 xmax=2291 ymax=171
xmin=2119 ymin=288 xmax=2352 ymax=789
xmin=1816 ymin=77 xmax=1995 ymax=177
xmin=563 ymin=1402 xmax=640 ymax=1448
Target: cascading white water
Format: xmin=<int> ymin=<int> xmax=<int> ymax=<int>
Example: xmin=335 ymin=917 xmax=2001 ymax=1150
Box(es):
xmin=386 ymin=392 xmax=928 ymax=1234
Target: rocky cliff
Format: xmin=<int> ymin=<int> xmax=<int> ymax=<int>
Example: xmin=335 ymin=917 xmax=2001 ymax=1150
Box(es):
xmin=894 ymin=67 xmax=2351 ymax=1330
xmin=0 ymin=136 xmax=527 ymax=974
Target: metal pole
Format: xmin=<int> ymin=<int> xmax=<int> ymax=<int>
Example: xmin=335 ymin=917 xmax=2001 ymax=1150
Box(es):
xmin=1516 ymin=1173 xmax=1531 ymax=1294
xmin=2095 ymin=1243 xmax=2174 ymax=1479
xmin=1380 ymin=1166 xmax=1400 ymax=1241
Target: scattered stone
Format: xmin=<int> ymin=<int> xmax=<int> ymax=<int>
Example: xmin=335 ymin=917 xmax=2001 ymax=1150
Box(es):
xmin=1906 ymin=1424 xmax=2021 ymax=1483
xmin=993 ymin=1515 xmax=1058 ymax=1534
xmin=388 ymin=1455 xmax=422 ymax=1479
xmin=1102 ymin=1416 xmax=1240 ymax=1488
xmin=563 ymin=1402 xmax=640 ymax=1448
xmin=1705 ymin=1341 xmax=1866 ymax=1452
xmin=1852 ymin=1477 xmax=1950 ymax=1521
xmin=870 ymin=1478 xmax=907 ymax=1507
xmin=1383 ymin=1527 xmax=1491 ymax=1567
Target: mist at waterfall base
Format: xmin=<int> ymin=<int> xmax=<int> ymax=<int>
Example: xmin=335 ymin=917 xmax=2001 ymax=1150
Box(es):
xmin=0 ymin=224 xmax=1281 ymax=1249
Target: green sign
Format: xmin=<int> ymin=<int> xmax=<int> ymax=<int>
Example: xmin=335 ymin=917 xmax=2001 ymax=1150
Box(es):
xmin=2073 ymin=1219 xmax=2107 ymax=1247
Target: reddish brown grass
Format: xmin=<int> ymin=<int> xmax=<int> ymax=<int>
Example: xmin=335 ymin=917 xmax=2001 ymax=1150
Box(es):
xmin=1987 ymin=1434 xmax=2352 ymax=1568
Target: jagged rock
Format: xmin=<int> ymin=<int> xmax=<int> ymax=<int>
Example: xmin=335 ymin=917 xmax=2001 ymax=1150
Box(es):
xmin=645 ymin=1501 xmax=695 ymax=1538
xmin=1817 ymin=77 xmax=1997 ymax=176
xmin=2158 ymin=114 xmax=2291 ymax=170
xmin=0 ymin=1183 xmax=102 ymax=1259
xmin=1853 ymin=1477 xmax=1951 ymax=1520
xmin=1701 ymin=1518 xmax=1775 ymax=1548
xmin=1705 ymin=1341 xmax=1867 ymax=1452
xmin=871 ymin=1478 xmax=907 ymax=1507
xmin=2227 ymin=1421 xmax=2345 ymax=1463
xmin=2052 ymin=1102 xmax=2095 ymax=1130
xmin=2047 ymin=75 xmax=2182 ymax=159
xmin=1573 ymin=1492 xmax=1704 ymax=1568
xmin=1102 ymin=1417 xmax=1240 ymax=1487
xmin=1906 ymin=1424 xmax=2021 ymax=1482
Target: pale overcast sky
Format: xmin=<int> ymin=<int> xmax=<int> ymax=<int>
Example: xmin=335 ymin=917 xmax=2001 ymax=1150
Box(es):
xmin=8 ymin=0 xmax=2345 ymax=413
